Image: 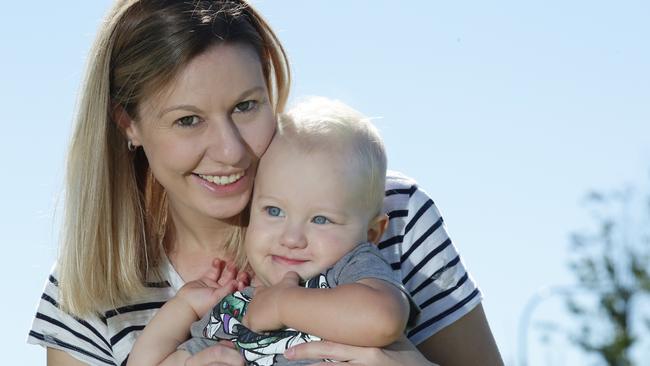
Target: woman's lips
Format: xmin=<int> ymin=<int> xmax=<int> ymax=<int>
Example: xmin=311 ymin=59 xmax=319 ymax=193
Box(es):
xmin=197 ymin=171 xmax=245 ymax=185
xmin=192 ymin=170 xmax=249 ymax=196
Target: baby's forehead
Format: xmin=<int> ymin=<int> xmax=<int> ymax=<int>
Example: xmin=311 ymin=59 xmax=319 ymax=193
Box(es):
xmin=272 ymin=134 xmax=358 ymax=169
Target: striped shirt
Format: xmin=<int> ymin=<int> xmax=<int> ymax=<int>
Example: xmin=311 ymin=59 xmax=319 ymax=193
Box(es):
xmin=27 ymin=171 xmax=482 ymax=365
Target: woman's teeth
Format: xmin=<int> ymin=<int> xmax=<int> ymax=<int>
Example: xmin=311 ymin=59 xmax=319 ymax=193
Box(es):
xmin=198 ymin=172 xmax=244 ymax=185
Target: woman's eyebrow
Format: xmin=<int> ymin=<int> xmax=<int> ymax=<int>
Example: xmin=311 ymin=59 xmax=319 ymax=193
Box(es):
xmin=157 ymin=86 xmax=266 ymax=118
xmin=158 ymin=104 xmax=203 ymax=118
xmin=237 ymin=85 xmax=266 ymax=100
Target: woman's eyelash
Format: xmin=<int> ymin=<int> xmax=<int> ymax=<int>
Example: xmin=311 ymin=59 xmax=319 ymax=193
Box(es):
xmin=175 ymin=115 xmax=201 ymax=128
xmin=173 ymin=100 xmax=259 ymax=127
xmin=234 ymin=100 xmax=258 ymax=113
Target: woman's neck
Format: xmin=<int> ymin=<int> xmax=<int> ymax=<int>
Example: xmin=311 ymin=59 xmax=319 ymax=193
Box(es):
xmin=164 ymin=202 xmax=242 ymax=282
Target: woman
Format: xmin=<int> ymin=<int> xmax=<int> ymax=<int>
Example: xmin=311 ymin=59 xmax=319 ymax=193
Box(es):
xmin=28 ymin=1 xmax=503 ymax=365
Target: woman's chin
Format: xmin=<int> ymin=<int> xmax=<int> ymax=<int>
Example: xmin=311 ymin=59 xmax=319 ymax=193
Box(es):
xmin=203 ymin=196 xmax=251 ymax=221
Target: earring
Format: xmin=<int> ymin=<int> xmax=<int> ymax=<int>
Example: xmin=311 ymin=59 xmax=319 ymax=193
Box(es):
xmin=127 ymin=140 xmax=137 ymax=152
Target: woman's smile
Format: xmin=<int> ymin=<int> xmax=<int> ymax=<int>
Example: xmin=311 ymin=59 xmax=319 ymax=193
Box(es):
xmin=191 ymin=169 xmax=251 ymax=197
xmin=196 ymin=171 xmax=245 ymax=185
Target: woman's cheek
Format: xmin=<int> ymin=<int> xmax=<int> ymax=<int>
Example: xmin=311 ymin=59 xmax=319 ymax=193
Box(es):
xmin=244 ymin=114 xmax=276 ymax=158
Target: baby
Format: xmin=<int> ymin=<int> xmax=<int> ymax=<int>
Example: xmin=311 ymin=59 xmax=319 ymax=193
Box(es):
xmin=129 ymin=97 xmax=417 ymax=366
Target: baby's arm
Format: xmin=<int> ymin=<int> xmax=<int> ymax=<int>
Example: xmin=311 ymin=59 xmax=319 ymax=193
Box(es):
xmin=127 ymin=261 xmax=245 ymax=366
xmin=244 ymin=272 xmax=410 ymax=347
xmin=127 ymin=290 xmax=201 ymax=366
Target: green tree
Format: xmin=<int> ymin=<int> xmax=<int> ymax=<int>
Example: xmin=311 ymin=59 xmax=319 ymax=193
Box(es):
xmin=566 ymin=187 xmax=650 ymax=365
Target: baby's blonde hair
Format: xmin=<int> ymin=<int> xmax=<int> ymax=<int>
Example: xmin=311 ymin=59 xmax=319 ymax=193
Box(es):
xmin=278 ymin=97 xmax=387 ymax=218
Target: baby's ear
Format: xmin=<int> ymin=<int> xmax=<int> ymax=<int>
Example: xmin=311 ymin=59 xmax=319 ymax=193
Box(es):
xmin=367 ymin=214 xmax=389 ymax=244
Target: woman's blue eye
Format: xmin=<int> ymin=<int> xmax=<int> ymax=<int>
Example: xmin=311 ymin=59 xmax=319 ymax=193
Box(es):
xmin=176 ymin=115 xmax=200 ymax=127
xmin=312 ymin=216 xmax=331 ymax=225
xmin=265 ymin=206 xmax=285 ymax=217
xmin=234 ymin=100 xmax=257 ymax=113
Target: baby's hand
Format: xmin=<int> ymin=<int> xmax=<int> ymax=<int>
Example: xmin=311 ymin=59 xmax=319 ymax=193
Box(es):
xmin=175 ymin=280 xmax=235 ymax=320
xmin=203 ymin=258 xmax=251 ymax=291
xmin=243 ymin=271 xmax=300 ymax=332
xmin=175 ymin=259 xmax=250 ymax=318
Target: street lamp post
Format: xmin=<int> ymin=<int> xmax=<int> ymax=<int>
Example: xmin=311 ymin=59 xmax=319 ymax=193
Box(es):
xmin=518 ymin=286 xmax=574 ymax=366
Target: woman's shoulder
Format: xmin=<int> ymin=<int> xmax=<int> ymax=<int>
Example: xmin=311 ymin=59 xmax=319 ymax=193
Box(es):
xmin=385 ymin=170 xmax=418 ymax=191
xmin=384 ymin=170 xmax=436 ymax=212
xmin=27 ymin=262 xmax=176 ymax=365
xmin=28 ymin=264 xmax=117 ymax=365
xmin=380 ymin=171 xmax=483 ymax=345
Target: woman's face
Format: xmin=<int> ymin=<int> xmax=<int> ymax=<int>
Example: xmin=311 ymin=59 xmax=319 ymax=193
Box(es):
xmin=125 ymin=43 xmax=275 ymax=222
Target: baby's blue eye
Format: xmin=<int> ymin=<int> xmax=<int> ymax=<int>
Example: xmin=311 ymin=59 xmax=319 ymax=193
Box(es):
xmin=312 ymin=215 xmax=331 ymax=225
xmin=265 ymin=206 xmax=285 ymax=217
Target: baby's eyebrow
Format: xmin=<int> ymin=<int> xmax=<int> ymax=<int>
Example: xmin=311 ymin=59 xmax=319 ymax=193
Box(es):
xmin=254 ymin=194 xmax=280 ymax=203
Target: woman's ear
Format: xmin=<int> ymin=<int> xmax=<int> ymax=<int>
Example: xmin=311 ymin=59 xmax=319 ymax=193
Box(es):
xmin=112 ymin=104 xmax=141 ymax=146
xmin=367 ymin=214 xmax=389 ymax=244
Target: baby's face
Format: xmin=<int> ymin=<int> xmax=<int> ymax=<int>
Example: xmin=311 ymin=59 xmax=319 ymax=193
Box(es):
xmin=245 ymin=137 xmax=372 ymax=286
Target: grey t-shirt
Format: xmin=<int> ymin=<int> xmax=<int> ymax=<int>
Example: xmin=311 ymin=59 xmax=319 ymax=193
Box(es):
xmin=179 ymin=242 xmax=419 ymax=366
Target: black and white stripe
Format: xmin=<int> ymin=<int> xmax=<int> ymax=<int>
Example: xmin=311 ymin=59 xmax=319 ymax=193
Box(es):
xmin=28 ymin=269 xmax=173 ymax=365
xmin=379 ymin=171 xmax=482 ymax=345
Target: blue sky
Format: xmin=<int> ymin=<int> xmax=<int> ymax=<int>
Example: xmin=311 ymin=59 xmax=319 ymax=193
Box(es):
xmin=3 ymin=1 xmax=649 ymax=364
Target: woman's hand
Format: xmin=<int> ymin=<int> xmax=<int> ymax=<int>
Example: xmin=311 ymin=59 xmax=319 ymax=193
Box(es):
xmin=184 ymin=341 xmax=245 ymax=366
xmin=284 ymin=335 xmax=439 ymax=366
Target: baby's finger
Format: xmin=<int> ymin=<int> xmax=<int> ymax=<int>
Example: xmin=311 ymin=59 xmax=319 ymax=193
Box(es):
xmin=236 ymin=271 xmax=250 ymax=290
xmin=217 ymin=262 xmax=238 ymax=286
xmin=236 ymin=281 xmax=245 ymax=292
xmin=236 ymin=270 xmax=249 ymax=283
xmin=211 ymin=258 xmax=225 ymax=269
xmin=204 ymin=258 xmax=224 ymax=282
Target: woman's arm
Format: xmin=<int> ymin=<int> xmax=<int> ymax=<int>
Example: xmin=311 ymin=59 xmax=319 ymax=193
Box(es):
xmin=284 ymin=335 xmax=438 ymax=366
xmin=284 ymin=303 xmax=501 ymax=366
xmin=416 ymin=304 xmax=503 ymax=366
xmin=47 ymin=348 xmax=89 ymax=366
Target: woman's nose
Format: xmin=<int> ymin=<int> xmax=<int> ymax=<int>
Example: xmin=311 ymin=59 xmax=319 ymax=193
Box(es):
xmin=280 ymin=224 xmax=308 ymax=249
xmin=205 ymin=119 xmax=248 ymax=166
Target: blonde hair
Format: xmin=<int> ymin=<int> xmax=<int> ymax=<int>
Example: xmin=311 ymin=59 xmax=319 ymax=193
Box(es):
xmin=278 ymin=97 xmax=387 ymax=217
xmin=59 ymin=0 xmax=290 ymax=316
